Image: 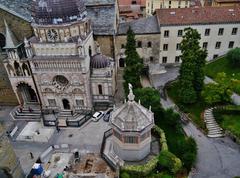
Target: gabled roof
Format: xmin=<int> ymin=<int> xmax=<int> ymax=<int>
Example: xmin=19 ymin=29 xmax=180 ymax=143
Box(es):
xmin=156 ymin=6 xmax=240 ymax=26
xmin=118 ymin=16 xmax=160 ymax=35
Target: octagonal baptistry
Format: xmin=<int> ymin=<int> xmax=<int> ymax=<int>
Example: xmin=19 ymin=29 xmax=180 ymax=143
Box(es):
xmin=110 ymin=85 xmax=154 ymax=161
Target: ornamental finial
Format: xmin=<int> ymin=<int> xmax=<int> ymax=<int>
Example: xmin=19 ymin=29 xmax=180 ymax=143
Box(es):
xmin=128 ymin=83 xmax=135 ymax=101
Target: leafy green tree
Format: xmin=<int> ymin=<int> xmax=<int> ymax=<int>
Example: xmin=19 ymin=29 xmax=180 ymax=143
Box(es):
xmin=134 ymin=87 xmax=164 ymax=121
xmin=176 ymin=137 xmax=197 ymax=171
xmin=123 ymin=27 xmax=144 ymax=94
xmin=158 ymin=150 xmax=182 ymax=174
xmin=202 ymin=72 xmax=233 ymax=105
xmin=179 ymin=28 xmax=207 ymax=103
xmin=226 ymin=47 xmax=240 ymax=67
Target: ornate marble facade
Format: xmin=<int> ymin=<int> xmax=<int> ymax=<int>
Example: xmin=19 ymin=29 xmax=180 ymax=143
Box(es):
xmin=3 ymin=0 xmax=115 ymax=111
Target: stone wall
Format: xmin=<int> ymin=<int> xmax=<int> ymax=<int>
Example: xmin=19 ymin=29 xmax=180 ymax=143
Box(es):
xmin=95 ymin=35 xmax=114 ymax=58
xmin=0 ymin=125 xmax=25 ymax=178
xmin=0 ymin=54 xmax=18 ymax=105
xmin=0 ymin=9 xmax=33 ymax=105
xmin=115 ymin=34 xmax=160 ymax=67
xmin=0 ymin=10 xmax=32 ymax=41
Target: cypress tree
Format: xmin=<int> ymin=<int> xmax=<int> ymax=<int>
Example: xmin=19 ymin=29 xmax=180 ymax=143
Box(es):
xmin=179 ymin=27 xmax=207 ymax=103
xmin=123 ymin=27 xmax=143 ymax=94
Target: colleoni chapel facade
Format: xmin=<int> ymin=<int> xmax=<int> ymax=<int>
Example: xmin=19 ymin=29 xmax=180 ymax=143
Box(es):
xmin=3 ymin=0 xmax=116 ymax=111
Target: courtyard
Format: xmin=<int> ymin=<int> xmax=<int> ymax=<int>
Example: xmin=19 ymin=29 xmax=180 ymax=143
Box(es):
xmin=0 ymin=107 xmax=111 ymax=175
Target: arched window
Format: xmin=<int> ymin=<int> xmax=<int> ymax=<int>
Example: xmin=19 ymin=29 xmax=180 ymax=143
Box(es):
xmin=88 ymin=46 xmax=92 ymax=57
xmin=98 ymin=84 xmax=103 ymax=95
xmin=14 ymin=61 xmax=22 ymax=76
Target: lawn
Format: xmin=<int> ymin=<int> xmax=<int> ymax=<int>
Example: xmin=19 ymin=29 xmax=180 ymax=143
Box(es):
xmin=167 ymin=81 xmax=207 ymax=130
xmin=220 ymin=115 xmax=240 ymax=139
xmin=205 ymin=56 xmax=240 ymax=80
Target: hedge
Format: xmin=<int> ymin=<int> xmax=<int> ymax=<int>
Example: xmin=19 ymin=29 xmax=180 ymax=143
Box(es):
xmin=154 ymin=125 xmax=168 ymax=151
xmin=213 ymin=105 xmax=240 ymax=122
xmin=121 ymin=126 xmax=168 ymax=177
xmin=121 ymin=156 xmax=159 ymax=177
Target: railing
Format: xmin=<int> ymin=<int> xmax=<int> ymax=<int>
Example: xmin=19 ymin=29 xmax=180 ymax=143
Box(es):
xmin=66 ymin=113 xmax=92 ymax=127
xmin=100 ymin=129 xmax=118 ymax=171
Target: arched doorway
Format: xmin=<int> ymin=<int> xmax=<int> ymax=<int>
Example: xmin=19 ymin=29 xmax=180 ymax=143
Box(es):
xmin=62 ymin=99 xmax=70 ymax=110
xmin=16 ymin=83 xmax=38 ymax=105
xmin=0 ymin=33 xmax=6 ymax=52
xmin=119 ymin=58 xmax=125 ymax=68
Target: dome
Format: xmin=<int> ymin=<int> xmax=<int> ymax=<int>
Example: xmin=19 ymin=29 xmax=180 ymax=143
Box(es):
xmin=90 ymin=53 xmax=110 ymax=69
xmin=110 ymin=85 xmax=154 ymax=132
xmin=32 ymin=0 xmax=86 ymax=25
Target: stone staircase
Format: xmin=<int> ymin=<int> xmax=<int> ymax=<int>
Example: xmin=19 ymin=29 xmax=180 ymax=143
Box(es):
xmin=57 ymin=110 xmax=81 ymax=120
xmin=204 ymin=108 xmax=224 ymax=138
xmin=13 ymin=106 xmax=41 ymax=120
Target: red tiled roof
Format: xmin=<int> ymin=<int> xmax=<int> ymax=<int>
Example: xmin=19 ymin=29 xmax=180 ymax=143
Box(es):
xmin=156 ymin=6 xmax=240 ymax=26
xmin=118 ymin=0 xmax=146 ymax=6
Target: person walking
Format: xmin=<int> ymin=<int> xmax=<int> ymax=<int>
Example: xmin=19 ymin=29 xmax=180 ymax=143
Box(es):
xmin=30 ymin=152 xmax=34 ymax=159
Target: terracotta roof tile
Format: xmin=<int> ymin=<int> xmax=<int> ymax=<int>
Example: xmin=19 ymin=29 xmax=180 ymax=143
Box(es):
xmin=156 ymin=6 xmax=240 ymax=26
xmin=118 ymin=0 xmax=146 ymax=6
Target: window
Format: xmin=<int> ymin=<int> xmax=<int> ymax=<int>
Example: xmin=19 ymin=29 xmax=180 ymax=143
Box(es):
xmin=228 ymin=41 xmax=234 ymax=48
xmin=177 ymin=30 xmax=183 ymax=37
xmin=218 ymin=28 xmax=224 ymax=35
xmin=150 ymin=56 xmax=154 ymax=62
xmin=202 ymin=42 xmax=208 ymax=49
xmin=164 ymin=30 xmax=169 ymax=37
xmin=88 ymin=46 xmax=92 ymax=56
xmin=98 ymin=84 xmax=103 ymax=95
xmin=162 ymin=57 xmax=167 ymax=63
xmin=163 ymin=44 xmax=168 ymax=51
xmin=215 ymin=42 xmax=221 ymax=49
xmin=48 ymin=99 xmax=56 ymax=107
xmin=114 ymin=130 xmax=121 ymax=141
xmin=205 ymin=29 xmax=210 ymax=36
xmin=124 ymin=136 xmax=138 ymax=143
xmin=140 ymin=131 xmax=150 ymax=142
xmin=121 ymin=44 xmax=125 ymax=48
xmin=147 ymin=41 xmax=152 ymax=48
xmin=232 ymin=28 xmax=238 ymax=35
xmin=213 ymin=54 xmax=218 ymax=59
xmin=176 ymin=43 xmax=180 ymax=50
xmin=137 ymin=41 xmax=142 ymax=48
xmin=131 ymin=0 xmax=137 ymax=4
xmin=76 ymin=99 xmax=84 ymax=106
xmin=175 ymin=56 xmax=180 ymax=63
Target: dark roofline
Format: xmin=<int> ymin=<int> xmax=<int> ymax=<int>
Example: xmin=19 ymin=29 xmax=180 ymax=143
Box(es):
xmin=117 ymin=32 xmax=160 ymax=36
xmin=159 ymin=21 xmax=240 ymax=27
xmin=0 ymin=5 xmax=31 ymax=22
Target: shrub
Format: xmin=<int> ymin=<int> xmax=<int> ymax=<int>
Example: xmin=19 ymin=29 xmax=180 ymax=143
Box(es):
xmin=121 ymin=156 xmax=159 ymax=177
xmin=226 ymin=47 xmax=240 ymax=67
xmin=120 ymin=172 xmax=131 ymax=178
xmin=153 ymin=125 xmax=168 ymax=151
xmin=158 ymin=150 xmax=182 ymax=174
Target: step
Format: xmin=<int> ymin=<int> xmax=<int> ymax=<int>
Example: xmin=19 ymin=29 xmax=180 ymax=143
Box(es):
xmin=208 ymin=128 xmax=222 ymax=132
xmin=207 ymin=133 xmax=224 ymax=138
xmin=208 ymin=130 xmax=223 ymax=135
xmin=204 ymin=118 xmax=215 ymax=121
xmin=205 ymin=121 xmax=217 ymax=124
xmin=207 ymin=125 xmax=222 ymax=130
